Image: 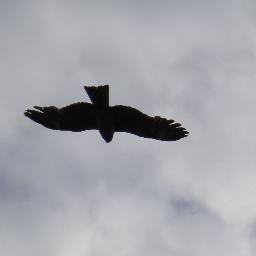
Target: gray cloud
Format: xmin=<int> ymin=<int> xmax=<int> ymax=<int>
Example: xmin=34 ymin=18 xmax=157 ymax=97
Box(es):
xmin=1 ymin=0 xmax=256 ymax=255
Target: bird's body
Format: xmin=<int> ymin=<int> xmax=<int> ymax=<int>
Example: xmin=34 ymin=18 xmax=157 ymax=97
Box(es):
xmin=25 ymin=85 xmax=189 ymax=142
xmin=84 ymin=85 xmax=114 ymax=142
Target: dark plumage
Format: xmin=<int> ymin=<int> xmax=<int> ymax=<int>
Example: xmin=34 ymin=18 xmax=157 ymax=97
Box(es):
xmin=24 ymin=85 xmax=189 ymax=142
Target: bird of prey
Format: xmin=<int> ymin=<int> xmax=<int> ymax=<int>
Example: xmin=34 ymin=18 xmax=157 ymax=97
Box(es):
xmin=24 ymin=85 xmax=189 ymax=143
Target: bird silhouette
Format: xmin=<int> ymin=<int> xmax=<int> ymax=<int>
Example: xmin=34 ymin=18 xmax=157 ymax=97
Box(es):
xmin=24 ymin=85 xmax=189 ymax=143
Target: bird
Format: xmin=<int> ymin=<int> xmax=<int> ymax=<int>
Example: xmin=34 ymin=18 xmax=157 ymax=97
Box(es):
xmin=24 ymin=85 xmax=189 ymax=143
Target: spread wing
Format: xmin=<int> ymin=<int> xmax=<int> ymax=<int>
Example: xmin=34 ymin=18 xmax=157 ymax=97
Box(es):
xmin=24 ymin=102 xmax=97 ymax=131
xmin=111 ymin=105 xmax=189 ymax=141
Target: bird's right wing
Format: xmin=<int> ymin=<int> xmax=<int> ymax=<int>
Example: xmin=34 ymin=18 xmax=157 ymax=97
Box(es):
xmin=111 ymin=105 xmax=189 ymax=141
xmin=24 ymin=102 xmax=97 ymax=131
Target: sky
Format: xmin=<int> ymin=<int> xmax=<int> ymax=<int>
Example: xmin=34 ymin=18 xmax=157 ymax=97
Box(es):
xmin=1 ymin=0 xmax=256 ymax=255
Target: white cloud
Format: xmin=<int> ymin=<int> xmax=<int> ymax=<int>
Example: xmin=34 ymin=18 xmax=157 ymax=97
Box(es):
xmin=1 ymin=0 xmax=256 ymax=255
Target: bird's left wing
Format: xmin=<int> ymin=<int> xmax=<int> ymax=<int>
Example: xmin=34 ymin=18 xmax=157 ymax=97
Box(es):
xmin=111 ymin=105 xmax=189 ymax=141
xmin=24 ymin=102 xmax=97 ymax=131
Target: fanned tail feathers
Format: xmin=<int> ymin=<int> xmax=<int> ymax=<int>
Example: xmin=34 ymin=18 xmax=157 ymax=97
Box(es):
xmin=84 ymin=85 xmax=109 ymax=107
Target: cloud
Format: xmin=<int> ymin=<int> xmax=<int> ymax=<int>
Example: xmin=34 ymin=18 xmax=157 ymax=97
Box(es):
xmin=1 ymin=0 xmax=256 ymax=255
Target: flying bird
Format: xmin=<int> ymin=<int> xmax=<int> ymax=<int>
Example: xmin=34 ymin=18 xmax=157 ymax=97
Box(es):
xmin=24 ymin=85 xmax=189 ymax=143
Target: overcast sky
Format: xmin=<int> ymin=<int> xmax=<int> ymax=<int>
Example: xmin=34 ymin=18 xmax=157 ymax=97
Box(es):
xmin=1 ymin=0 xmax=256 ymax=255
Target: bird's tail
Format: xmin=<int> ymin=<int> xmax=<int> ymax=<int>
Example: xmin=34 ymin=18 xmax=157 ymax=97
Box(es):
xmin=84 ymin=85 xmax=109 ymax=107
